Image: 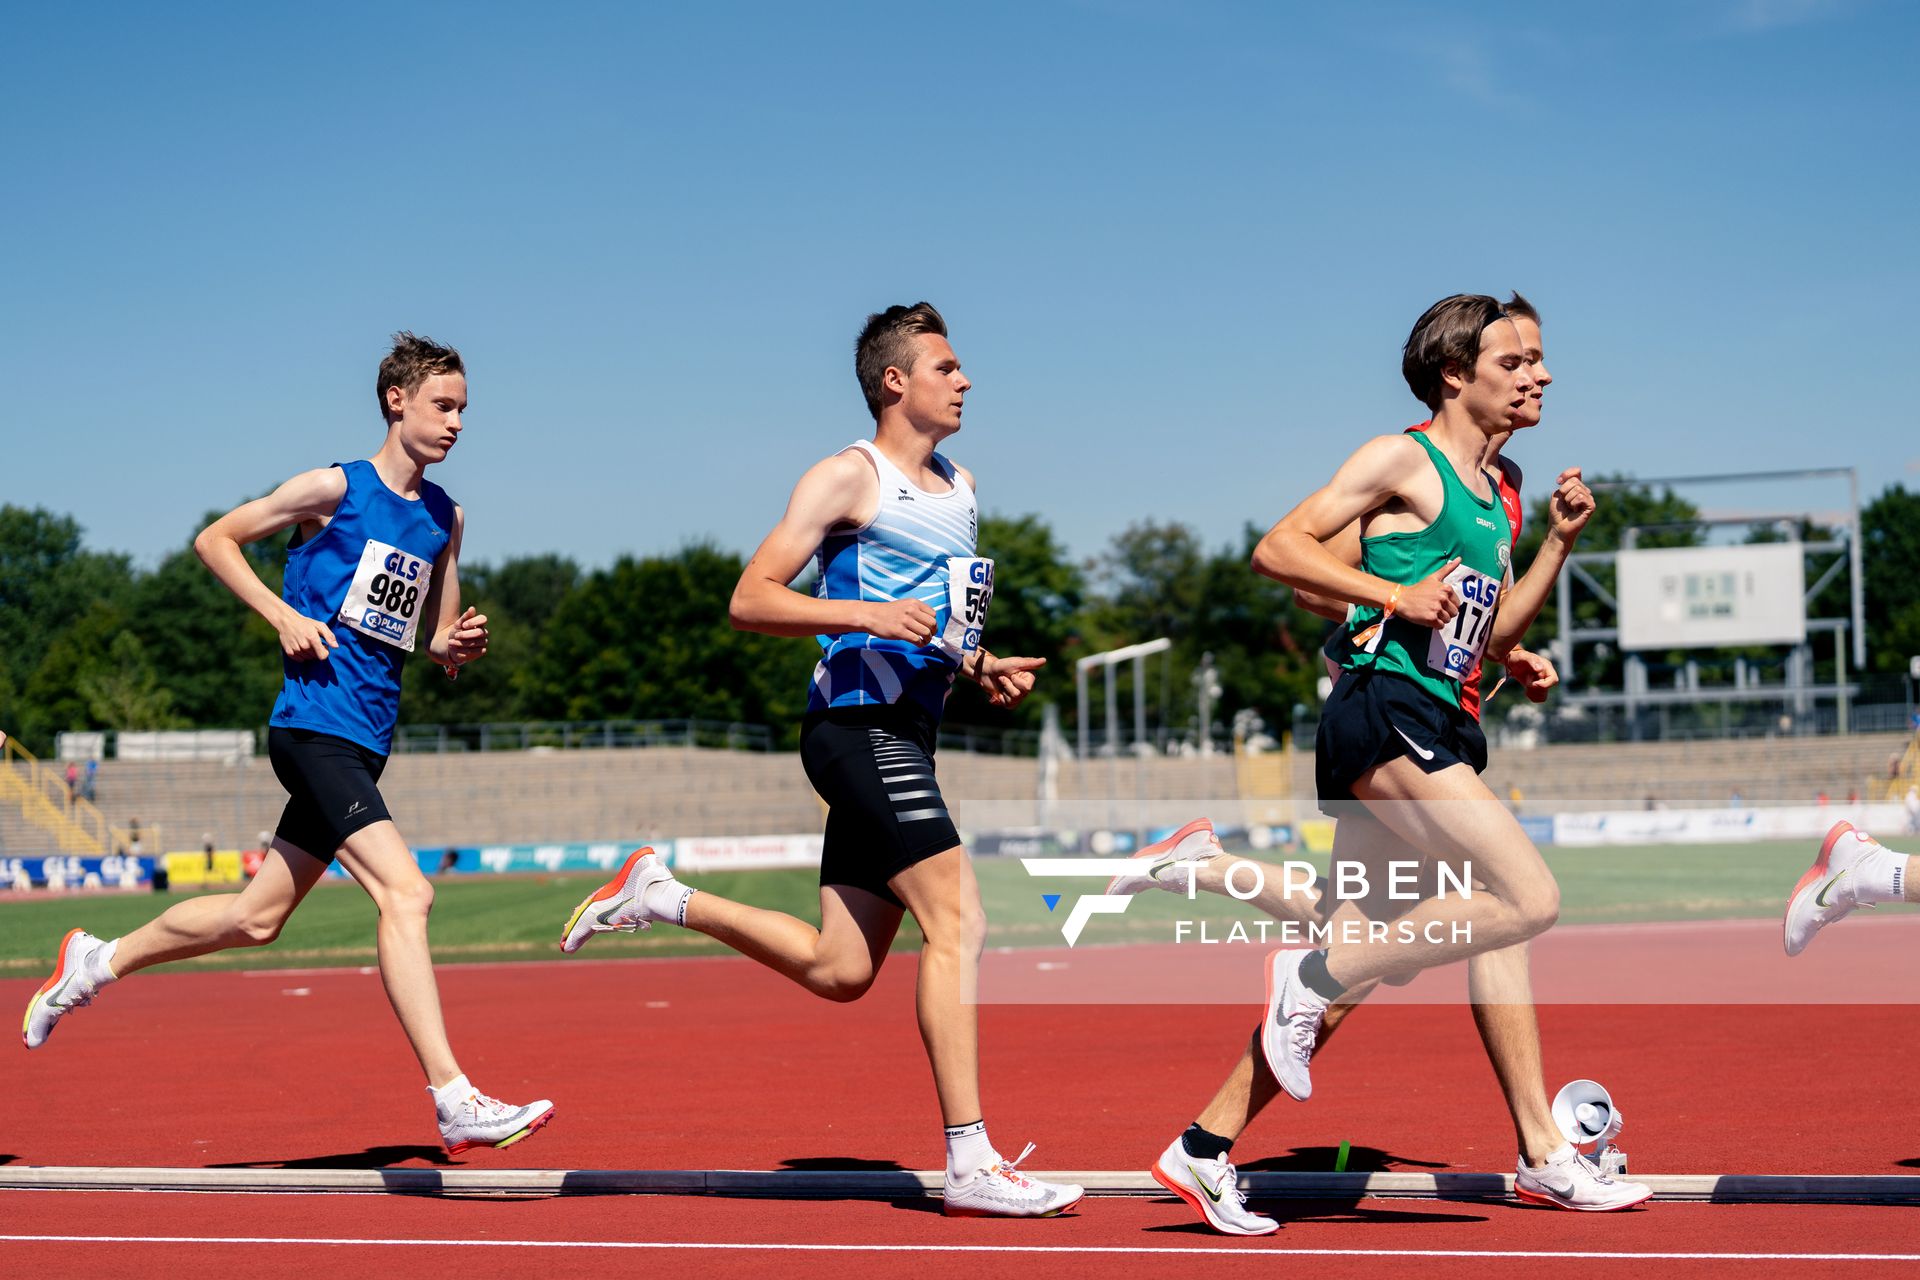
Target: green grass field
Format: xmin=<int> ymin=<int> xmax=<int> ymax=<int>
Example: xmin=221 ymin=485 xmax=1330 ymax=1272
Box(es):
xmin=4 ymin=835 xmax=1911 ymax=974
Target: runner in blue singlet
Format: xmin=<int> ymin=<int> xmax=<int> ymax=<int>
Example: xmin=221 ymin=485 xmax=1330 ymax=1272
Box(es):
xmin=559 ymin=303 xmax=1085 ymax=1218
xmin=21 ymin=333 xmax=554 ymax=1156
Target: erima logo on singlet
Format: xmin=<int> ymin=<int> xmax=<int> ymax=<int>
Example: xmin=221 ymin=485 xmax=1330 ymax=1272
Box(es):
xmin=896 ymin=488 xmax=915 ymax=502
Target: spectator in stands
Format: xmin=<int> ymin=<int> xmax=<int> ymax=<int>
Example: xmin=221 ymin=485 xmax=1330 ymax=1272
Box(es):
xmin=1816 ymin=789 xmax=1830 ymax=807
xmin=1507 ymin=785 xmax=1523 ymax=815
xmin=435 ymin=847 xmax=461 ymax=876
xmin=242 ymin=831 xmax=273 ymax=880
xmin=1846 ymin=787 xmax=1860 ymax=805
xmin=1730 ymin=789 xmax=1745 ymax=809
xmin=126 ymin=818 xmax=143 ymax=857
xmin=81 ymin=760 xmax=98 ymax=803
xmin=64 ymin=762 xmax=79 ymax=804
xmin=1906 ymin=785 xmax=1919 ymax=835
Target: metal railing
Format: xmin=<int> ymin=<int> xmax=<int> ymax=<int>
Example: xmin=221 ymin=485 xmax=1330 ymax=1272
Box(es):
xmin=388 ymin=719 xmax=776 ymax=753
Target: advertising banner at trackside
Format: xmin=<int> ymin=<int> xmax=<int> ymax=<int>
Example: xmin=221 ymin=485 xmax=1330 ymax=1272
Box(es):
xmin=3 ymin=855 xmax=155 ymax=891
xmin=674 ymin=833 xmax=822 ymax=872
xmin=1551 ymin=803 xmax=1906 ymax=847
xmin=386 ymin=835 xmax=821 ymax=878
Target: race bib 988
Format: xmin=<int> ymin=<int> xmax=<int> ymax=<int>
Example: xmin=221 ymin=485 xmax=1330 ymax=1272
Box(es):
xmin=935 ymin=556 xmax=995 ymax=658
xmin=1425 ymin=563 xmax=1500 ymax=681
xmin=338 ymin=539 xmax=434 ymax=652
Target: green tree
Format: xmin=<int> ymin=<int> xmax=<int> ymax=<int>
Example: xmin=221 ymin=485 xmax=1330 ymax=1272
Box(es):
xmin=77 ymin=632 xmax=188 ymax=730
xmin=946 ymin=513 xmax=1085 ymax=729
xmin=397 ymin=554 xmax=586 ymax=728
xmin=0 ymin=507 xmax=136 ymax=740
xmin=1861 ymin=484 xmax=1920 ymax=676
xmin=522 ymin=544 xmax=815 ymax=740
xmin=125 ymin=520 xmax=288 ymax=731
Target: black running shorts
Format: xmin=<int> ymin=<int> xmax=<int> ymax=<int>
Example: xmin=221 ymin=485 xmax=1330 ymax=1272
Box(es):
xmin=267 ymin=727 xmax=393 ymax=864
xmin=1315 ymin=668 xmax=1488 ymax=804
xmin=800 ymin=703 xmax=962 ymax=907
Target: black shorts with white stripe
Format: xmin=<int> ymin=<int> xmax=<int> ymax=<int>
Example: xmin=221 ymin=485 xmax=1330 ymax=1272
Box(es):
xmin=800 ymin=702 xmax=962 ymax=907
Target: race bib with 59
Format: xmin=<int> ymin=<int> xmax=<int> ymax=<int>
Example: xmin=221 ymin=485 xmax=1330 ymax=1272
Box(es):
xmin=338 ymin=539 xmax=434 ymax=652
xmin=1425 ymin=563 xmax=1500 ymax=681
xmin=934 ymin=556 xmax=995 ymax=659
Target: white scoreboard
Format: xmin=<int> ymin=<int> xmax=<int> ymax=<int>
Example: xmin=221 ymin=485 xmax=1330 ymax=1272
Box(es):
xmin=1616 ymin=543 xmax=1807 ymax=651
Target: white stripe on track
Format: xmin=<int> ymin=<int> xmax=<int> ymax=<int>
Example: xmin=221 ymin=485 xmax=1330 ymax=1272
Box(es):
xmin=1 ymin=1235 xmax=1916 ymax=1261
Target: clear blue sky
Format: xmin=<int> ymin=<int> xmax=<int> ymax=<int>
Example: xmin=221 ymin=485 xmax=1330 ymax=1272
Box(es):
xmin=5 ymin=1 xmax=1914 ymax=571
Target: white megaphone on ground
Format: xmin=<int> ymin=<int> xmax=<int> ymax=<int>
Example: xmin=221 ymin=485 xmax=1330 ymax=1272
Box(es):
xmin=1552 ymin=1079 xmax=1629 ymax=1177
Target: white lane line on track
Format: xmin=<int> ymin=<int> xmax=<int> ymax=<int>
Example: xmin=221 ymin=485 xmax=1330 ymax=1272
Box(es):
xmin=233 ymin=911 xmax=1920 ymax=977
xmin=3 ymin=1236 xmax=1917 ymax=1261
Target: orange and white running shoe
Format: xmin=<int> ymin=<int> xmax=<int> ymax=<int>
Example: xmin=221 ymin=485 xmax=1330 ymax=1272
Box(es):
xmin=1784 ymin=821 xmax=1882 ymax=957
xmin=1514 ymin=1144 xmax=1653 ymax=1211
xmin=1151 ymin=1135 xmax=1277 ymax=1235
xmin=22 ymin=928 xmax=113 ymax=1049
xmin=942 ymin=1143 xmax=1084 ymax=1217
xmin=560 ymin=848 xmax=681 ymax=954
xmin=1104 ymin=818 xmax=1223 ymax=897
xmin=434 ymin=1080 xmax=555 ymax=1155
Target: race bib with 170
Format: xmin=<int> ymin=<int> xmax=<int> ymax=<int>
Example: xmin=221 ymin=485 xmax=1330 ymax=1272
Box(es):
xmin=1425 ymin=563 xmax=1500 ymax=681
xmin=338 ymin=539 xmax=434 ymax=652
xmin=935 ymin=556 xmax=995 ymax=659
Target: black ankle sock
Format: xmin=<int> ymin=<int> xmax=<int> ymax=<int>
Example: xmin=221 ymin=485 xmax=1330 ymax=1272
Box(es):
xmin=1299 ymin=948 xmax=1346 ymax=1000
xmin=1181 ymin=1123 xmax=1234 ymax=1162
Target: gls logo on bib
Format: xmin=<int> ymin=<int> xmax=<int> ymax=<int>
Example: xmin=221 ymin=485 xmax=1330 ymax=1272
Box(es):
xmin=934 ymin=557 xmax=994 ymax=658
xmin=339 ymin=540 xmax=434 ymax=651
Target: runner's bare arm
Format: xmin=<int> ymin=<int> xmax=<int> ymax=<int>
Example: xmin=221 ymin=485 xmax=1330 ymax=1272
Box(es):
xmin=1488 ymin=467 xmax=1593 ymax=658
xmin=194 ymin=468 xmax=348 ymax=662
xmin=1293 ymin=520 xmax=1363 ymax=621
xmin=730 ymin=453 xmax=936 ymax=641
xmin=422 ymin=505 xmax=486 ymax=670
xmin=1252 ymin=436 xmax=1460 ymax=628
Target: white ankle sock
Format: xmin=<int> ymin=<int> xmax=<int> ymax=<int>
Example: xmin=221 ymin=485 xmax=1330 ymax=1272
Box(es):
xmin=945 ymin=1119 xmax=994 ymax=1179
xmin=431 ymin=1073 xmax=474 ymax=1106
xmin=91 ymin=938 xmax=121 ymax=985
xmin=1852 ymin=839 xmax=1906 ymax=904
xmin=642 ymin=879 xmax=696 ymax=926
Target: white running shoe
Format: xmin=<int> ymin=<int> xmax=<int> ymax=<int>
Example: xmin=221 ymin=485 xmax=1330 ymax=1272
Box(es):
xmin=1784 ymin=821 xmax=1876 ymax=957
xmin=1514 ymin=1143 xmax=1653 ymax=1211
xmin=435 ymin=1085 xmax=556 ymax=1155
xmin=942 ymin=1143 xmax=1085 ymax=1218
xmin=1151 ymin=1135 xmax=1278 ymax=1235
xmin=1260 ymin=948 xmax=1328 ymax=1101
xmin=1105 ymin=818 xmax=1223 ymax=897
xmin=22 ymin=929 xmax=111 ymax=1050
xmin=560 ymin=848 xmax=675 ymax=954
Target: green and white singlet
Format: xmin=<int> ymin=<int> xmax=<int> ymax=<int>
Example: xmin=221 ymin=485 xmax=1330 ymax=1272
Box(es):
xmin=1325 ymin=432 xmax=1511 ymax=710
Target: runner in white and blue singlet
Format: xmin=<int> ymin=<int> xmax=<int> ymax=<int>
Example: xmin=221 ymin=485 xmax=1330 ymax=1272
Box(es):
xmin=560 ymin=303 xmax=1084 ymax=1219
xmin=21 ymin=334 xmax=553 ymax=1158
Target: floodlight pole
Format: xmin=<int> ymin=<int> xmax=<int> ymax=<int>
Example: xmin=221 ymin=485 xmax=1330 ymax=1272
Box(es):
xmin=1075 ymin=638 xmax=1174 ymax=761
xmin=1076 ymin=637 xmax=1173 ymax=846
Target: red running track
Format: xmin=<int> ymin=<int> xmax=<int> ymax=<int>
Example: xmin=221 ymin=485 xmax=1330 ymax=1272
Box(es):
xmin=6 ymin=943 xmax=1919 ymax=1276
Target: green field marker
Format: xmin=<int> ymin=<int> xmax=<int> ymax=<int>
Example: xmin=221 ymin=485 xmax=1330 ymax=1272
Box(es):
xmin=1334 ymin=1140 xmax=1351 ymax=1173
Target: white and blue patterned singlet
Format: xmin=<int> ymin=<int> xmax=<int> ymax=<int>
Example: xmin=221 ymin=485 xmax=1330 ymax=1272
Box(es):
xmin=808 ymin=440 xmax=979 ymax=721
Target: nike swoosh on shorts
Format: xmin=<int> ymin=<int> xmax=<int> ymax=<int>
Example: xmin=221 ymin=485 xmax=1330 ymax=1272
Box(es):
xmin=1392 ymin=724 xmax=1436 ymax=761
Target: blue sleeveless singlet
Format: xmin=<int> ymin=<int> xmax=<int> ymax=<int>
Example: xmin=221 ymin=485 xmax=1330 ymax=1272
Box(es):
xmin=269 ymin=459 xmax=454 ymax=754
xmin=807 ymin=441 xmax=981 ymax=722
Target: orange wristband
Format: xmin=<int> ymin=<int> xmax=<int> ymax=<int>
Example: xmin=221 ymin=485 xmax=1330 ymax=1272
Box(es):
xmin=1383 ymin=584 xmax=1403 ymax=619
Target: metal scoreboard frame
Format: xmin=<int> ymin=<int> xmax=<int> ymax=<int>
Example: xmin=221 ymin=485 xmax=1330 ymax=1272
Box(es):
xmin=1552 ymin=466 xmax=1868 ymax=731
